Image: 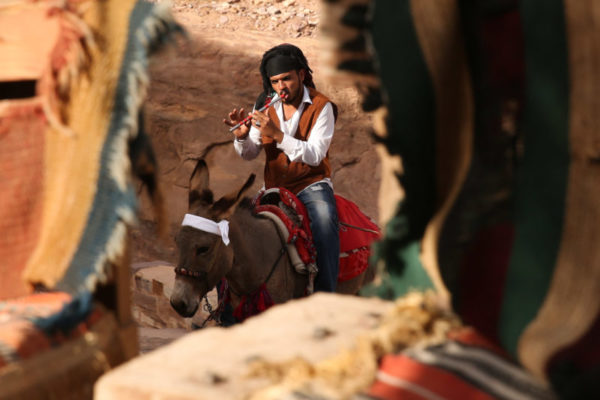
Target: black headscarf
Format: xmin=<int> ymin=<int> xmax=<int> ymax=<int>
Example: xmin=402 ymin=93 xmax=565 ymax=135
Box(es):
xmin=255 ymin=44 xmax=315 ymax=108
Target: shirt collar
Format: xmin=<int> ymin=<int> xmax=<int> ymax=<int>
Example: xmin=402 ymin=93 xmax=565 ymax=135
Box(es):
xmin=300 ymin=85 xmax=312 ymax=105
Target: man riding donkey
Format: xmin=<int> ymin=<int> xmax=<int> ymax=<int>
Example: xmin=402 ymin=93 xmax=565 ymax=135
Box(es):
xmin=224 ymin=43 xmax=340 ymax=294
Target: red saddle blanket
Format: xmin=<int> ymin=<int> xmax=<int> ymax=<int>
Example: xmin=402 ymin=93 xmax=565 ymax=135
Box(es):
xmin=254 ymin=188 xmax=381 ymax=282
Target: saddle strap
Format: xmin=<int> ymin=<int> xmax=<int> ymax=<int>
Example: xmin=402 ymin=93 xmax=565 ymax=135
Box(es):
xmin=340 ymin=221 xmax=380 ymax=235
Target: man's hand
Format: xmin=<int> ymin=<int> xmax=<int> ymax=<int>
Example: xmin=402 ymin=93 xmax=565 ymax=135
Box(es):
xmin=251 ymin=109 xmax=284 ymax=143
xmin=223 ymin=108 xmax=250 ymax=139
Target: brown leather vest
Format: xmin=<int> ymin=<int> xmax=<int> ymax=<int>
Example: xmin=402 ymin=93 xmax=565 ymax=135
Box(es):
xmin=263 ymin=87 xmax=337 ymax=194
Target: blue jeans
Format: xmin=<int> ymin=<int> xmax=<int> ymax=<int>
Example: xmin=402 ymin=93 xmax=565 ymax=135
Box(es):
xmin=297 ymin=182 xmax=339 ymax=292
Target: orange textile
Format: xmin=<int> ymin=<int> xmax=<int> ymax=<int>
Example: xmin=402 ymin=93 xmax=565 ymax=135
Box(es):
xmin=0 ymin=3 xmax=60 ymax=81
xmin=0 ymin=292 xmax=102 ymax=368
xmin=0 ymin=102 xmax=46 ymax=299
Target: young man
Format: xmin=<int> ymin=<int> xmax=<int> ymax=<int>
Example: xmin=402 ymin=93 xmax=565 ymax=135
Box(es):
xmin=223 ymin=44 xmax=339 ymax=292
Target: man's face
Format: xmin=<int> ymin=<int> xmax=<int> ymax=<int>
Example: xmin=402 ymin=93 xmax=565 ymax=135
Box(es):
xmin=269 ymin=69 xmax=305 ymax=104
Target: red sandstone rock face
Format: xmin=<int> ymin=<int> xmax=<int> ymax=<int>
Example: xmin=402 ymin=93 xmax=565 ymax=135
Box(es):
xmin=132 ymin=0 xmax=380 ymax=264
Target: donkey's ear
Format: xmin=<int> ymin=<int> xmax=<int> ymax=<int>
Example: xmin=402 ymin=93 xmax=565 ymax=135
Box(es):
xmin=211 ymin=173 xmax=256 ymax=218
xmin=188 ymin=159 xmax=213 ymax=210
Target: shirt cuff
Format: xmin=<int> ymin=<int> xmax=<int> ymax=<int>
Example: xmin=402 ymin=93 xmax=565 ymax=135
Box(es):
xmin=233 ymin=138 xmax=245 ymax=154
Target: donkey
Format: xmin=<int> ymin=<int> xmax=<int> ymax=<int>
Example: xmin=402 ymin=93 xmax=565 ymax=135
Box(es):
xmin=169 ymin=159 xmax=376 ymax=320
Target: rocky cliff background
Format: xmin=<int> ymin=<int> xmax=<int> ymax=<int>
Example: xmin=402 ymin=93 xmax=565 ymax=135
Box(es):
xmin=131 ymin=0 xmax=380 ymax=264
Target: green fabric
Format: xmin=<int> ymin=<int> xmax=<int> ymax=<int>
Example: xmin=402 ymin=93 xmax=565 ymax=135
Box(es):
xmin=362 ymin=209 xmax=435 ymax=299
xmin=362 ymin=0 xmax=437 ymax=298
xmin=499 ymin=0 xmax=570 ymax=355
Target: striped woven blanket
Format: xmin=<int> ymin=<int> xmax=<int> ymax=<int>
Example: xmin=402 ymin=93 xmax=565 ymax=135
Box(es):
xmin=366 ymin=328 xmax=556 ymax=400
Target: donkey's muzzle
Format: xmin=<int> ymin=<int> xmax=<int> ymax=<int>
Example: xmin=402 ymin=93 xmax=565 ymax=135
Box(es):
xmin=170 ymin=297 xmax=198 ymax=318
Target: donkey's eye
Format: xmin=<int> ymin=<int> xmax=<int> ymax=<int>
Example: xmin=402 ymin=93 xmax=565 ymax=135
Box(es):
xmin=196 ymin=246 xmax=209 ymax=256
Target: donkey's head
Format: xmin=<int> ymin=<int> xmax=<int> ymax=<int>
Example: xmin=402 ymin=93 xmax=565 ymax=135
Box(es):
xmin=170 ymin=159 xmax=255 ymax=317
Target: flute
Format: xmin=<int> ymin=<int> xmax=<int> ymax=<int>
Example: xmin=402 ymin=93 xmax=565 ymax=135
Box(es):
xmin=228 ymin=94 xmax=286 ymax=132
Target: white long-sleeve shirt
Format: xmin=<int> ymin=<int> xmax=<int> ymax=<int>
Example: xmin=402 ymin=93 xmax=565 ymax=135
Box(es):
xmin=234 ymin=86 xmax=335 ymax=165
xmin=233 ymin=86 xmax=335 ymax=192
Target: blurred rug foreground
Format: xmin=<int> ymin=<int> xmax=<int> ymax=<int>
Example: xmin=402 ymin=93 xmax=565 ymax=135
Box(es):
xmin=0 ymin=0 xmax=180 ymax=398
xmin=326 ymin=0 xmax=600 ymax=398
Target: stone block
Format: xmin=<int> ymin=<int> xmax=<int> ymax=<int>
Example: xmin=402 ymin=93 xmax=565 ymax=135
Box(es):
xmin=95 ymin=293 xmax=394 ymax=400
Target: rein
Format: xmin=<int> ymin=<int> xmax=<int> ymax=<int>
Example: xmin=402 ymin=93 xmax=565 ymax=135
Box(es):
xmin=340 ymin=221 xmax=379 ymax=234
xmin=198 ymin=286 xmax=226 ymax=329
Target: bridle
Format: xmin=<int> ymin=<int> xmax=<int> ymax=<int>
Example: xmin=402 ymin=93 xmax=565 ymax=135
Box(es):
xmin=173 ymin=266 xmax=206 ymax=279
xmin=174 ymin=214 xmax=289 ymax=327
xmin=174 ymin=244 xmax=287 ymax=328
xmin=174 ymin=265 xmax=220 ymax=328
